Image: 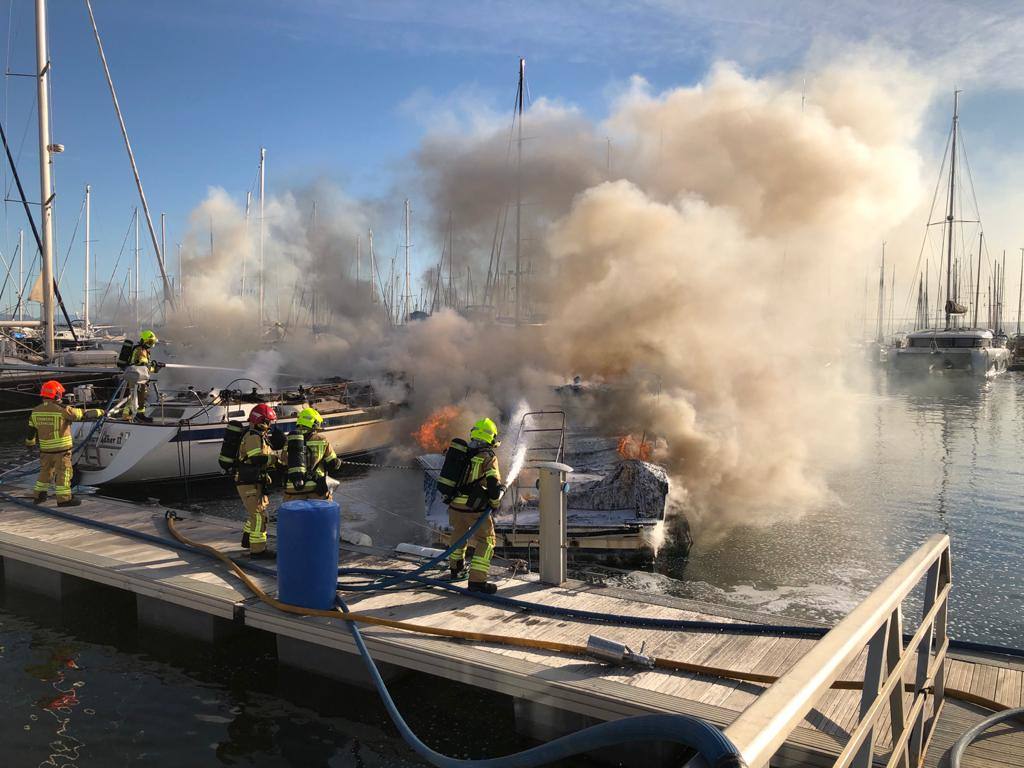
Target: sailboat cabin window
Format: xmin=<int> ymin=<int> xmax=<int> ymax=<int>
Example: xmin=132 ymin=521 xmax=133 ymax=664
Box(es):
xmin=908 ymin=336 xmax=989 ymax=349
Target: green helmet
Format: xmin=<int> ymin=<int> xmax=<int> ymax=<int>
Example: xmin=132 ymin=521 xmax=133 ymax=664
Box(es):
xmin=296 ymin=407 xmax=323 ymax=431
xmin=139 ymin=330 xmax=158 ymax=346
xmin=470 ymin=417 xmax=499 ymax=446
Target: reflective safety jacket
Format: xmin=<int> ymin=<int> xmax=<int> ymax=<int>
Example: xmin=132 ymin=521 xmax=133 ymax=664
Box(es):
xmin=287 ymin=429 xmax=341 ymax=493
xmin=25 ymin=400 xmax=103 ymax=453
xmin=236 ymin=425 xmax=277 ymax=485
xmin=449 ymin=446 xmax=503 ymax=512
xmin=129 ymin=345 xmax=159 ymax=373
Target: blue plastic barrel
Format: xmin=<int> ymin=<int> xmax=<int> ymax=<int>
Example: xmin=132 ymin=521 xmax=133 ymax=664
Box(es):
xmin=276 ymin=499 xmax=340 ymax=610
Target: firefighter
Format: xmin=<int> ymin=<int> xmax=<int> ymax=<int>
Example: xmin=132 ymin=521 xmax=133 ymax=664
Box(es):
xmin=448 ymin=417 xmax=506 ymax=594
xmin=236 ymin=403 xmax=279 ymax=559
xmin=122 ymin=330 xmax=164 ymax=421
xmin=284 ymin=407 xmax=341 ymax=501
xmin=25 ymin=380 xmax=103 ymax=507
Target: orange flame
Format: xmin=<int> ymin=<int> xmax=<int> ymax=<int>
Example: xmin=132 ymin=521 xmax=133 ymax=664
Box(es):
xmin=413 ymin=405 xmax=461 ymax=452
xmin=617 ymin=434 xmax=653 ymax=461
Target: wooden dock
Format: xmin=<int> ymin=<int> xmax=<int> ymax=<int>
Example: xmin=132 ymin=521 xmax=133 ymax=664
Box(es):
xmin=0 ymin=489 xmax=1021 ymax=768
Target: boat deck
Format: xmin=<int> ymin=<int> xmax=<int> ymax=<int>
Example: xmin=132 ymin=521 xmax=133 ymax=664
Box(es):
xmin=0 ymin=490 xmax=1020 ymax=767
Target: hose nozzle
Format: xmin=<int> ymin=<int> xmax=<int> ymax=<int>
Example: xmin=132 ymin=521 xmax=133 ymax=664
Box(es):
xmin=587 ymin=634 xmax=655 ymax=669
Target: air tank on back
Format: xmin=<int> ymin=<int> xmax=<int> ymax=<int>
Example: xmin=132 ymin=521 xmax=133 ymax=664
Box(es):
xmin=276 ymin=499 xmax=340 ymax=610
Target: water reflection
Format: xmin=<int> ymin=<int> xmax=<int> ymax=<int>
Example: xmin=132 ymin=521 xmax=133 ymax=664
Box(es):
xmin=655 ymin=372 xmax=1024 ymax=646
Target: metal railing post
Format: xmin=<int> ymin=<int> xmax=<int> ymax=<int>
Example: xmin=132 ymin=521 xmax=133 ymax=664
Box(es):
xmin=886 ymin=606 xmax=910 ymax=768
xmin=533 ymin=461 xmax=572 ymax=586
xmin=853 ymin=621 xmax=889 ymax=768
xmin=910 ymin=559 xmax=940 ymax=762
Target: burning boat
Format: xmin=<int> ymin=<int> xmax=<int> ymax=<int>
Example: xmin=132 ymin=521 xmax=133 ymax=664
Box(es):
xmin=74 ymin=379 xmax=406 ymax=486
xmin=418 ymin=409 xmax=681 ymax=566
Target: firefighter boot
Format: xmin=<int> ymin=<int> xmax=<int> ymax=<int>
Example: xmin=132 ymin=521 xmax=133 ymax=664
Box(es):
xmin=57 ymin=498 xmax=82 ymax=508
xmin=450 ymin=558 xmax=465 ymax=580
xmin=468 ymin=581 xmax=498 ymax=595
xmin=33 ymin=492 xmax=47 ymax=504
xmin=241 ymin=532 xmax=251 ymax=549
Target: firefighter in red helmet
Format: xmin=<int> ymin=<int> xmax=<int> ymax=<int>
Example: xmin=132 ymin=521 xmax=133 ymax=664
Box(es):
xmin=25 ymin=380 xmax=103 ymax=506
xmin=235 ymin=403 xmax=281 ymax=558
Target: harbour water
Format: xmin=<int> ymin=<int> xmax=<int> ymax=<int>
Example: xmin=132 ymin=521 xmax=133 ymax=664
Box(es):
xmin=1 ymin=370 xmax=1022 ymax=765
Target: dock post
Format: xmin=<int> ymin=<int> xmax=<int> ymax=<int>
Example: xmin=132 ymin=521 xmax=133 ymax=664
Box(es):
xmin=533 ymin=461 xmax=573 ymax=586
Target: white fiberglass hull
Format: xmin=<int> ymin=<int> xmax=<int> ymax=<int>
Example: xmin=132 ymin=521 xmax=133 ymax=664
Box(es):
xmin=890 ymin=347 xmax=1010 ymax=377
xmin=75 ymin=408 xmax=407 ymax=485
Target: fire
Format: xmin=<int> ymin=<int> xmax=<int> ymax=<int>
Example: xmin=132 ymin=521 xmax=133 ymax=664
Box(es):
xmin=617 ymin=434 xmax=653 ymax=461
xmin=413 ymin=405 xmax=461 ymax=452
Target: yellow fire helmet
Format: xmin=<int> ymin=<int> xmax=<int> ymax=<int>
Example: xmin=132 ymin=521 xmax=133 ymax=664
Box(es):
xmin=296 ymin=407 xmax=323 ymax=431
xmin=470 ymin=417 xmax=500 ymax=446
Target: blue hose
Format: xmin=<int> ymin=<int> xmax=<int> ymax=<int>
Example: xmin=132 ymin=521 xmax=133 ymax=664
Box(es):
xmin=950 ymin=707 xmax=1024 ymax=768
xmin=333 ymin=594 xmax=746 ymax=768
xmin=0 ymin=488 xmax=1022 ymax=658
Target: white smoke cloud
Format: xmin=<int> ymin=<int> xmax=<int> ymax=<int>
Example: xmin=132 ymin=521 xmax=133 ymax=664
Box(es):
xmin=151 ymin=53 xmax=936 ymax=538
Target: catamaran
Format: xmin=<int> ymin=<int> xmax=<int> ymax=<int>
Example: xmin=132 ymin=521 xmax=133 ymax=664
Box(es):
xmin=890 ymin=91 xmax=1010 ymax=377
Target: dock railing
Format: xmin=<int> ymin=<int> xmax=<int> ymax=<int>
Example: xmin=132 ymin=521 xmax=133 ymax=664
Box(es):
xmin=691 ymin=533 xmax=951 ymax=768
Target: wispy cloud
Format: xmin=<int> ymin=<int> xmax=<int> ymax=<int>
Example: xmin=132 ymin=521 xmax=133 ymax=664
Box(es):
xmin=268 ymin=1 xmax=1024 ymax=89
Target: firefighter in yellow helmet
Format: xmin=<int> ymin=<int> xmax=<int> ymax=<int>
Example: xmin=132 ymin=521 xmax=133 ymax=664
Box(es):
xmin=122 ymin=330 xmax=164 ymax=421
xmin=25 ymin=380 xmax=103 ymax=507
xmin=448 ymin=418 xmax=505 ymax=594
xmin=285 ymin=407 xmax=341 ymax=501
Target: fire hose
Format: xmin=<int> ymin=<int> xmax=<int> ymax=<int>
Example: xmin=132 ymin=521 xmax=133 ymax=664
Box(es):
xmin=0 ymin=487 xmax=1016 ymax=766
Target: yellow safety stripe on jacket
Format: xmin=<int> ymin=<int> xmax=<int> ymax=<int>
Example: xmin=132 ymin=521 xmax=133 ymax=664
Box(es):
xmin=130 ymin=346 xmax=157 ymax=371
xmin=290 ymin=433 xmax=335 ymax=489
xmin=451 ymin=452 xmax=502 ymax=509
xmin=239 ymin=429 xmax=271 ymax=461
xmin=27 ymin=404 xmax=85 ymax=452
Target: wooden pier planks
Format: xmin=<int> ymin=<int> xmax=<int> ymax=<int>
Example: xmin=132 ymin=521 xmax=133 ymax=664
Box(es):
xmin=0 ymin=491 xmax=1019 ymax=768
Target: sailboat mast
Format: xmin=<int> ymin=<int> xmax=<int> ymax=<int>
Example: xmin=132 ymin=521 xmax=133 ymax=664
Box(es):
xmin=1017 ymin=248 xmax=1023 ymax=336
xmin=889 ymin=264 xmax=895 ymax=336
xmin=34 ymin=0 xmax=55 ymax=358
xmin=372 ymin=228 xmax=380 ymax=303
xmin=258 ymin=147 xmax=266 ymax=328
xmin=1000 ymin=249 xmax=1007 ymax=334
xmin=134 ymin=206 xmax=140 ymax=329
xmin=514 ymin=57 xmax=525 ymax=326
xmin=404 ymin=198 xmax=412 ymax=324
xmin=973 ymin=230 xmax=983 ymax=328
xmin=447 ymin=211 xmax=454 ymax=309
xmin=18 ymin=230 xmax=23 ymax=323
xmin=875 ymin=243 xmax=885 ymax=343
xmin=944 ymin=90 xmax=960 ymax=330
xmin=84 ymin=184 xmax=91 ymax=331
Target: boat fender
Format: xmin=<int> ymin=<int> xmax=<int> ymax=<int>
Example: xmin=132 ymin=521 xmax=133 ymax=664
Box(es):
xmin=115 ymin=339 xmax=136 ymax=370
xmin=217 ymin=420 xmax=246 ymax=474
xmin=436 ymin=437 xmax=473 ymax=504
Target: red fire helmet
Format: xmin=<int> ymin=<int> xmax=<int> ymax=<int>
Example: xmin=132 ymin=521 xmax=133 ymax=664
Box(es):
xmin=40 ymin=380 xmax=65 ymax=400
xmin=247 ymin=403 xmax=277 ymax=425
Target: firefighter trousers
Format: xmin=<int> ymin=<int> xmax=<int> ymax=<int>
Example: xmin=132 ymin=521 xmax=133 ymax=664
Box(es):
xmin=448 ymin=508 xmax=496 ymax=583
xmin=237 ymin=483 xmax=269 ymax=553
xmin=36 ymin=450 xmax=73 ymax=501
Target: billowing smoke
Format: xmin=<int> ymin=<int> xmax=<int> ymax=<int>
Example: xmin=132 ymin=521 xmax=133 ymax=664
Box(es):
xmin=151 ymin=55 xmax=933 ymax=536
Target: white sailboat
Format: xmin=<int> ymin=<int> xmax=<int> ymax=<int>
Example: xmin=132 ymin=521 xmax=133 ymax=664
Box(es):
xmin=891 ymin=91 xmax=1010 ymax=377
xmin=74 ymin=380 xmax=408 ymax=485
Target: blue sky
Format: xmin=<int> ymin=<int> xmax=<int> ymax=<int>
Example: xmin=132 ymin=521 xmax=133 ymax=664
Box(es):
xmin=3 ymin=0 xmax=1024 ymax=316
